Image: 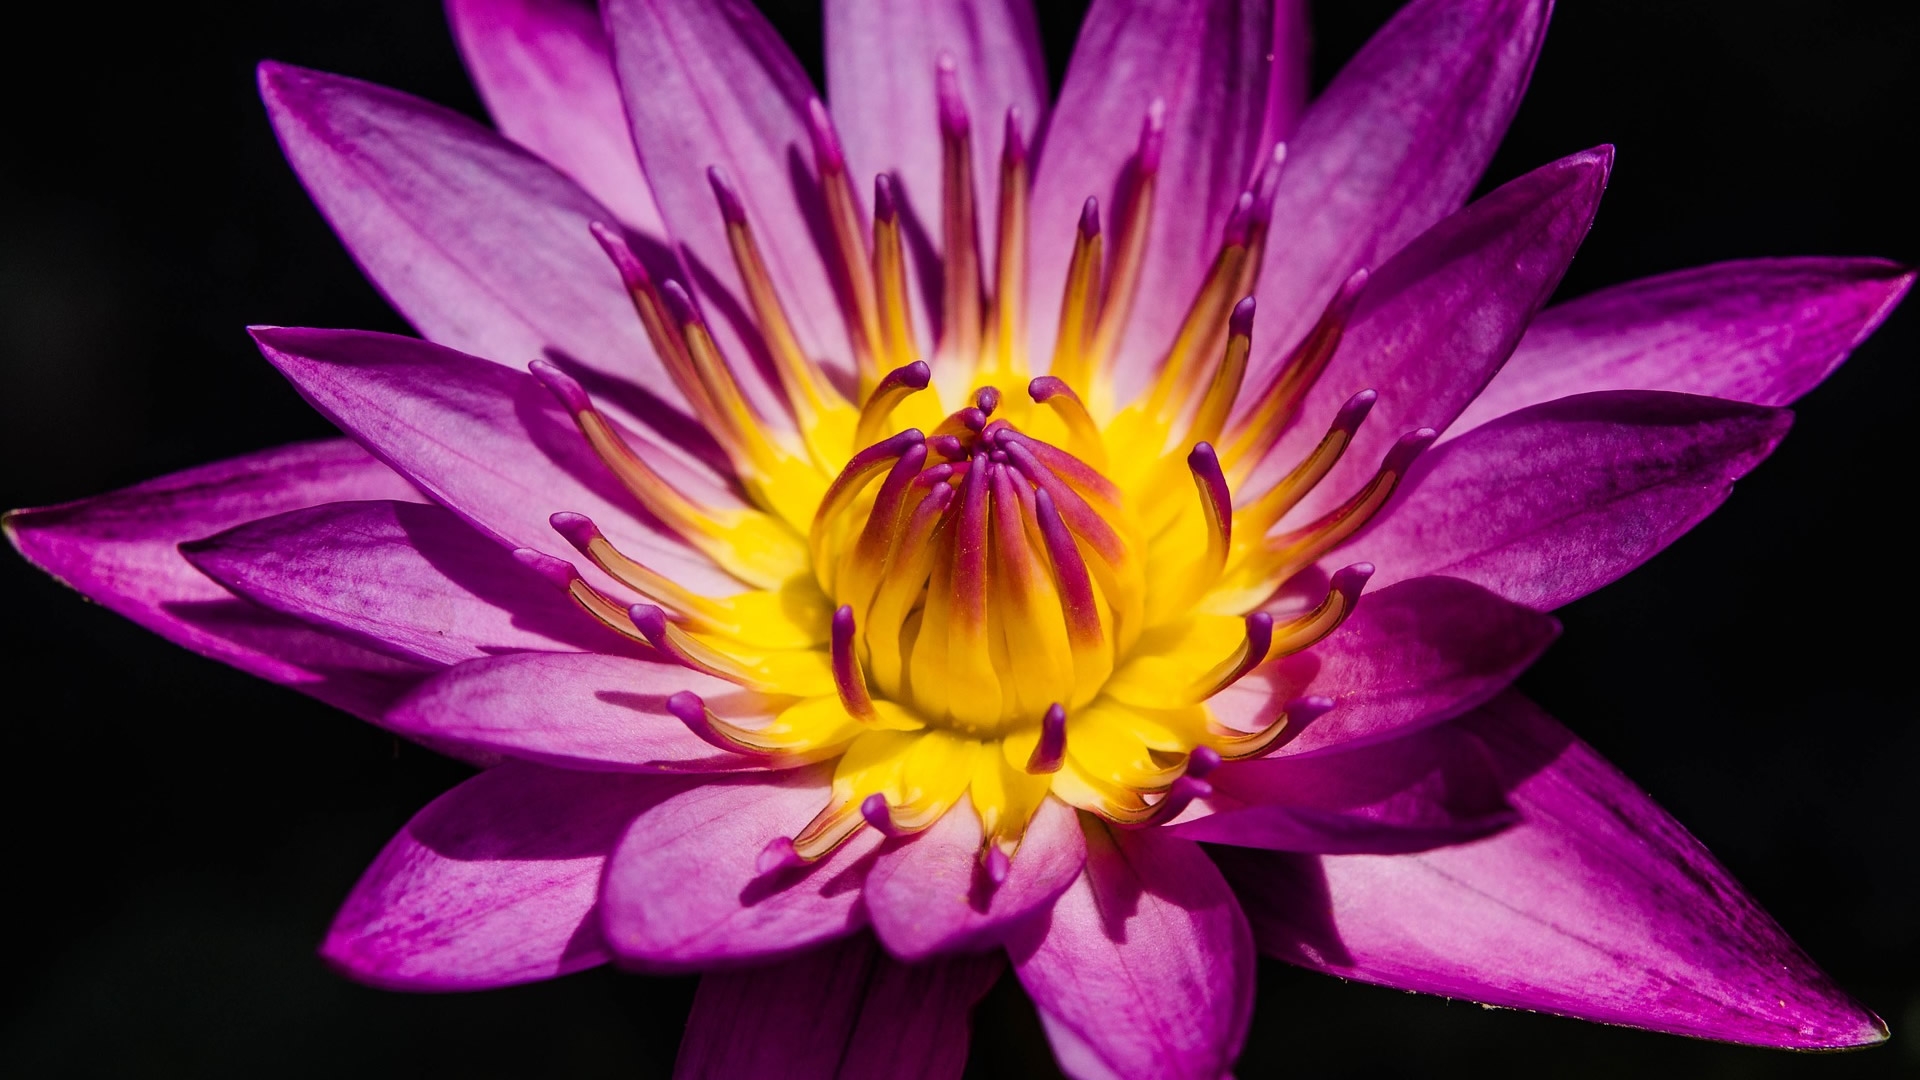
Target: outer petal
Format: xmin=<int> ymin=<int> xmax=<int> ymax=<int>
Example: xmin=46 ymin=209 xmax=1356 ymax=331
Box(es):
xmin=603 ymin=0 xmax=850 ymax=386
xmin=825 ymin=0 xmax=1046 ymax=274
xmin=675 ymin=933 xmax=1003 ymax=1080
xmin=180 ymin=499 xmax=621 ymax=665
xmin=321 ymin=760 xmax=676 ymax=990
xmin=1217 ymin=692 xmax=1887 ymax=1049
xmin=1011 ymin=822 xmax=1254 ymax=1080
xmin=258 ymin=61 xmax=690 ymax=435
xmin=1254 ymin=147 xmax=1611 ymax=522
xmin=1454 ymin=256 xmax=1915 ymax=432
xmin=5 ymin=439 xmax=428 ymax=721
xmin=1028 ymin=0 xmax=1279 ymax=393
xmin=864 ymin=796 xmax=1086 ymax=961
xmin=1338 ymin=391 xmax=1793 ymax=610
xmin=1253 ymin=0 xmax=1552 ymax=365
xmin=387 ymin=651 xmax=785 ymax=774
xmin=600 ymin=767 xmax=881 ymax=969
xmin=1167 ymin=718 xmax=1518 ymax=854
xmin=1209 ymin=576 xmax=1560 ymax=758
xmin=251 ymin=325 xmax=735 ymax=597
xmin=446 ymin=0 xmax=663 ymax=229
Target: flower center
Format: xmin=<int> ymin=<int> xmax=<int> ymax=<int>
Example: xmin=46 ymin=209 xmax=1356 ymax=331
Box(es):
xmin=518 ymin=58 xmax=1434 ymax=870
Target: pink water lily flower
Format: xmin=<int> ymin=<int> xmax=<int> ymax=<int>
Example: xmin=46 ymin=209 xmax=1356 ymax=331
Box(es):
xmin=7 ymin=0 xmax=1909 ymax=1074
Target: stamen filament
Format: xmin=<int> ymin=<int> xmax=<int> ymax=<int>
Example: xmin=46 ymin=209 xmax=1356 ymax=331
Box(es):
xmin=805 ymin=98 xmax=882 ymax=379
xmin=1084 ymin=101 xmax=1165 ymax=378
xmin=1225 ymin=267 xmax=1371 ymax=474
xmin=1048 ymin=198 xmax=1104 ymax=392
xmin=937 ymin=56 xmax=984 ymax=374
xmin=870 ymin=175 xmax=919 ymax=376
xmin=985 ymin=108 xmax=1029 ymax=384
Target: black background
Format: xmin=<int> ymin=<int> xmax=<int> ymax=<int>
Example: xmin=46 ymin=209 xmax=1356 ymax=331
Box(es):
xmin=2 ymin=1 xmax=1915 ymax=1076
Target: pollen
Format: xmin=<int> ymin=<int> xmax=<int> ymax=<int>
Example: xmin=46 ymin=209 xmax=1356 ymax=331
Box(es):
xmin=533 ymin=58 xmax=1432 ymax=878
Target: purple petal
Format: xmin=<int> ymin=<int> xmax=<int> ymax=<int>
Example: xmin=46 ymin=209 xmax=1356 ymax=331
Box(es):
xmin=676 ymin=934 xmax=1003 ymax=1079
xmin=825 ymin=0 xmax=1045 ymax=274
xmin=1210 ymin=575 xmax=1559 ymax=758
xmin=1260 ymin=0 xmax=1312 ymax=146
xmin=1253 ymin=0 xmax=1552 ymax=363
xmin=1252 ymin=147 xmax=1612 ymax=522
xmin=181 ymin=499 xmax=620 ymax=665
xmin=258 ymin=62 xmax=688 ymax=432
xmin=864 ymin=796 xmax=1086 ymax=961
xmin=388 ymin=651 xmax=787 ymax=774
xmin=1168 ymin=718 xmax=1518 ymax=854
xmin=250 ymin=325 xmax=736 ymax=598
xmin=1455 ymin=256 xmax=1915 ymax=432
xmin=1217 ymin=691 xmax=1887 ymax=1049
xmin=1028 ymin=0 xmax=1280 ymax=395
xmin=445 ymin=0 xmax=664 ymax=229
xmin=600 ymin=767 xmax=880 ymax=969
xmin=322 ymin=760 xmax=679 ymax=990
xmin=602 ymin=0 xmax=850 ymax=386
xmin=6 ymin=439 xmax=430 ymax=721
xmin=1338 ymin=391 xmax=1793 ymax=610
xmin=1011 ymin=823 xmax=1254 ymax=1080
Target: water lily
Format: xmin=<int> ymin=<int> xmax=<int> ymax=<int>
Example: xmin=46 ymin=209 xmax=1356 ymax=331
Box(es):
xmin=7 ymin=0 xmax=1908 ymax=1074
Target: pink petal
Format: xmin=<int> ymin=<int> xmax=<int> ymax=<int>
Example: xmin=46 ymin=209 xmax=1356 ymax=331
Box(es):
xmin=602 ymin=0 xmax=850 ymax=389
xmin=181 ymin=499 xmax=621 ymax=665
xmin=250 ymin=325 xmax=735 ymax=598
xmin=1339 ymin=391 xmax=1793 ymax=611
xmin=825 ymin=0 xmax=1046 ymax=271
xmin=1011 ymin=823 xmax=1254 ymax=1080
xmin=1210 ymin=575 xmax=1559 ymax=758
xmin=676 ymin=934 xmax=1003 ymax=1079
xmin=1217 ymin=691 xmax=1887 ymax=1049
xmin=1260 ymin=0 xmax=1312 ymax=146
xmin=1454 ymin=256 xmax=1915 ymax=432
xmin=6 ymin=439 xmax=429 ymax=721
xmin=1253 ymin=0 xmax=1552 ymax=364
xmin=446 ymin=0 xmax=664 ymax=229
xmin=864 ymin=796 xmax=1086 ymax=961
xmin=1253 ymin=147 xmax=1612 ymax=523
xmin=1168 ymin=718 xmax=1518 ymax=854
xmin=600 ymin=767 xmax=880 ymax=969
xmin=258 ymin=62 xmax=686 ymax=432
xmin=388 ymin=651 xmax=784 ymax=774
xmin=322 ymin=760 xmax=682 ymax=990
xmin=1028 ymin=0 xmax=1283 ymax=395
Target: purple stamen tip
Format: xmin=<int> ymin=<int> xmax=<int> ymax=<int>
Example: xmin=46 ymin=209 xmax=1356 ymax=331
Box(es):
xmin=1026 ymin=703 xmax=1067 ymax=774
xmin=860 ymin=793 xmax=901 ymax=836
xmin=659 ymin=279 xmax=701 ymax=326
xmin=1188 ymin=441 xmax=1223 ymax=478
xmin=928 ymin=435 xmax=966 ymax=461
xmin=665 ymin=690 xmax=708 ymax=730
xmin=983 ymin=846 xmax=1012 ymax=885
xmin=805 ymin=97 xmax=846 ymax=172
xmin=973 ymin=385 xmax=1001 ymax=415
xmin=1003 ymin=107 xmax=1027 ymax=163
xmin=935 ymin=55 xmax=968 ymax=136
xmin=588 ymin=221 xmax=650 ymax=290
xmin=959 ymin=407 xmax=987 ymax=432
xmin=884 ymin=360 xmax=931 ymax=391
xmin=1335 ymin=267 xmax=1372 ymax=312
xmin=832 ymin=604 xmax=856 ymax=646
xmin=528 ymin=358 xmax=592 ymax=414
xmin=1330 ymin=562 xmax=1376 ymax=600
xmin=1335 ymin=390 xmax=1379 ymax=433
xmin=1384 ymin=428 xmax=1439 ymax=473
xmin=756 ymin=836 xmax=802 ymax=875
xmin=548 ymin=511 xmax=603 ymax=553
xmin=873 ymin=173 xmax=899 ymax=222
xmin=1187 ymin=745 xmax=1223 ymax=780
xmin=1222 ymin=192 xmax=1256 ymax=246
xmin=916 ymin=462 xmax=957 ymax=487
xmin=511 ymin=547 xmax=578 ymax=590
xmin=628 ymin=603 xmax=670 ymax=642
xmin=707 ymin=165 xmax=748 ymax=226
xmin=1028 ymin=375 xmax=1069 ymax=404
xmin=989 ymin=449 xmax=1009 ymax=464
xmin=1244 ymin=610 xmax=1274 ymax=660
xmin=1285 ymin=695 xmax=1337 ymax=726
xmin=1229 ymin=296 xmax=1257 ymax=339
xmin=1137 ymin=99 xmax=1167 ymax=172
xmin=1078 ymin=196 xmax=1101 ymax=239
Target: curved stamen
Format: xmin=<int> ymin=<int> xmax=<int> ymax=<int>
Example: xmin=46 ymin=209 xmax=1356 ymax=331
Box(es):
xmin=1245 ymin=428 xmax=1436 ymax=590
xmin=1212 ymin=695 xmax=1334 ymax=761
xmin=805 ymin=98 xmax=881 ymax=375
xmin=854 ymin=361 xmax=931 ymax=448
xmin=870 ymin=174 xmax=918 ymax=377
xmin=1267 ymin=562 xmax=1374 ymax=658
xmin=937 ymin=55 xmax=984 ymax=373
xmin=1235 ymin=388 xmax=1378 ymax=539
xmin=1188 ymin=442 xmax=1232 ymax=577
xmin=1029 ymin=375 xmax=1108 ymax=468
xmin=589 ymin=222 xmax=711 ymax=421
xmin=1185 ymin=297 xmax=1256 ymax=447
xmin=665 ymin=690 xmax=844 ymax=762
xmin=831 ymin=605 xmax=877 ymax=723
xmin=809 ymin=428 xmax=927 ymax=587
